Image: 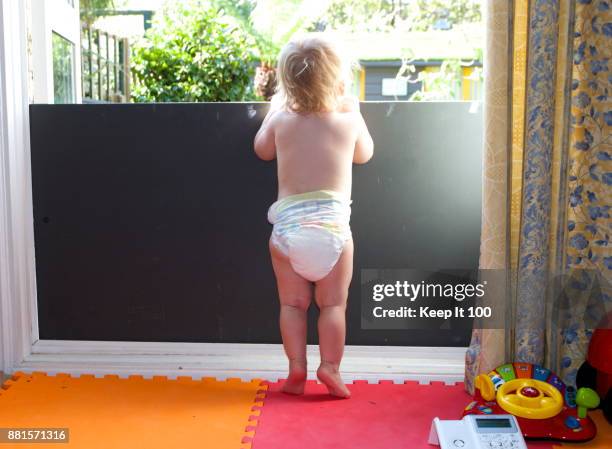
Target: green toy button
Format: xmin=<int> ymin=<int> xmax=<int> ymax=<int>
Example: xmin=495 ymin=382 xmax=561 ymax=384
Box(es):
xmin=496 ymin=363 xmax=516 ymax=382
xmin=576 ymin=387 xmax=600 ymax=419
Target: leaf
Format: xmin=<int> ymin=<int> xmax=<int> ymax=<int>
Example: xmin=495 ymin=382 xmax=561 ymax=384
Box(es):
xmin=130 ymin=1 xmax=254 ymax=102
xmin=251 ymin=0 xmax=331 ymax=54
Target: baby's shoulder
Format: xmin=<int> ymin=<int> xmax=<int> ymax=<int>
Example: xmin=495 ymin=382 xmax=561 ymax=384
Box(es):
xmin=335 ymin=110 xmax=364 ymax=132
xmin=270 ymin=109 xmax=292 ymax=126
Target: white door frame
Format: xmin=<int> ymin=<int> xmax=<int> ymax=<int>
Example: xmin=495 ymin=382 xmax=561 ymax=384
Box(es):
xmin=0 ymin=0 xmax=38 ymax=379
xmin=31 ymin=0 xmax=82 ymax=103
xmin=0 ymin=0 xmax=466 ymax=383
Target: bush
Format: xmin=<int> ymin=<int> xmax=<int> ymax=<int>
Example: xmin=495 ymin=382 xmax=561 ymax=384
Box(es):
xmin=131 ymin=2 xmax=256 ymax=102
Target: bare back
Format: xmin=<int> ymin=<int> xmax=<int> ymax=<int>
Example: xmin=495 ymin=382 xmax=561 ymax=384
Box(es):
xmin=272 ymin=110 xmax=357 ymax=199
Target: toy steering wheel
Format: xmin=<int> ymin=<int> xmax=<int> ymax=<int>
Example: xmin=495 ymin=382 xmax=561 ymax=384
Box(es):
xmin=497 ymin=379 xmax=563 ymax=419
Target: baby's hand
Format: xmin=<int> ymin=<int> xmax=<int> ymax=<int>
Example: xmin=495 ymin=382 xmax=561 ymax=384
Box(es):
xmin=337 ymin=95 xmax=360 ymax=113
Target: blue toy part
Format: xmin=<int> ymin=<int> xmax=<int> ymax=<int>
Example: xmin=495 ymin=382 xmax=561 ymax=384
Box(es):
xmin=488 ymin=371 xmax=505 ymax=390
xmin=477 ymin=405 xmax=493 ymax=414
xmin=564 ymin=386 xmax=577 ymax=408
xmin=564 ymin=415 xmax=581 ymax=430
xmin=533 ymin=365 xmax=551 ymax=382
xmin=547 ymin=374 xmax=565 ymax=392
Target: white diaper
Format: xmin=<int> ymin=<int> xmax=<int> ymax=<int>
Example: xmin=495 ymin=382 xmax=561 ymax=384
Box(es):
xmin=267 ymin=190 xmax=352 ymax=282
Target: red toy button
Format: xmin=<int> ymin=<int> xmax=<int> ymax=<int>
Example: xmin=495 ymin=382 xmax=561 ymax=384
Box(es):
xmin=520 ymin=386 xmax=539 ymax=398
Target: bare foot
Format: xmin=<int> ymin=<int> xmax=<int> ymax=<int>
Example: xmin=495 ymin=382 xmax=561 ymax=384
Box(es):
xmin=281 ymin=359 xmax=307 ymax=395
xmin=317 ymin=362 xmax=351 ymax=398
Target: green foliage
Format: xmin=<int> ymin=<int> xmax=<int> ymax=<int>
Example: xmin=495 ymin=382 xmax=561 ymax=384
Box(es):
xmin=218 ymin=0 xmax=327 ymax=63
xmin=212 ymin=0 xmax=278 ymax=64
xmin=411 ymin=60 xmax=463 ymax=101
xmin=249 ymin=0 xmax=328 ymax=62
xmin=130 ymin=1 xmax=256 ymax=102
xmin=212 ymin=0 xmax=257 ymax=23
xmin=80 ymin=0 xmax=115 ymax=26
xmin=215 ymin=0 xmax=326 ymax=64
xmin=395 ymin=59 xmax=482 ymax=101
xmin=312 ymin=0 xmax=406 ymax=32
xmin=313 ymin=0 xmax=481 ymax=32
xmin=412 ymin=0 xmax=481 ymax=31
xmin=51 ymin=33 xmax=75 ymax=103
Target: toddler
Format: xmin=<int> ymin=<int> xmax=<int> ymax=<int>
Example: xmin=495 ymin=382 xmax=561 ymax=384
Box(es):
xmin=254 ymin=36 xmax=374 ymax=398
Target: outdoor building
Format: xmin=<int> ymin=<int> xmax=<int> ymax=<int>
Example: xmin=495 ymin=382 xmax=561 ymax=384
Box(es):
xmin=318 ymin=25 xmax=483 ymax=101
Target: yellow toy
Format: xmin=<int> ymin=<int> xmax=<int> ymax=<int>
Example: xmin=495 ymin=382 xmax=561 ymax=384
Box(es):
xmin=464 ymin=362 xmax=599 ymax=441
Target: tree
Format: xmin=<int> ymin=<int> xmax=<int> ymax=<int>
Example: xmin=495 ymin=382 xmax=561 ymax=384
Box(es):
xmin=413 ymin=0 xmax=481 ymax=31
xmin=217 ymin=0 xmax=328 ymax=100
xmin=392 ymin=48 xmax=483 ymax=102
xmin=405 ymin=60 xmax=466 ymax=101
xmin=130 ymin=1 xmax=256 ymax=102
xmin=310 ymin=0 xmax=405 ymax=32
xmin=80 ymin=0 xmax=115 ymax=27
xmin=212 ymin=0 xmax=257 ymax=25
xmin=312 ymin=0 xmax=482 ymax=32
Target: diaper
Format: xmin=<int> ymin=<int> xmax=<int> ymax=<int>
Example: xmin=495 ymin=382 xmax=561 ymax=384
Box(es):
xmin=267 ymin=190 xmax=352 ymax=282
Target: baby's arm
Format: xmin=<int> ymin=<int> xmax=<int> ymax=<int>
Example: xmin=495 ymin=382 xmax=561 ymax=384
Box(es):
xmin=336 ymin=95 xmax=373 ymax=163
xmin=254 ymin=94 xmax=283 ymax=161
xmin=351 ymin=103 xmax=374 ymax=164
xmin=338 ymin=95 xmax=360 ymax=113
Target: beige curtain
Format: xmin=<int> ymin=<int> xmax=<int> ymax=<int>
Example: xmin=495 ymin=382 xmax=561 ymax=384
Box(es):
xmin=464 ymin=0 xmax=513 ymax=395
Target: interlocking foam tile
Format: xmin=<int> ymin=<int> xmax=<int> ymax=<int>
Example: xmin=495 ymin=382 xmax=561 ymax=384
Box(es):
xmin=0 ymin=371 xmax=266 ymax=449
xmin=552 ymin=410 xmax=611 ymax=449
xmin=252 ymin=380 xmax=556 ymax=449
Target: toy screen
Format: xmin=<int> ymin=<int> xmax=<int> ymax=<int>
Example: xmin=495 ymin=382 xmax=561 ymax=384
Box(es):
xmin=476 ymin=419 xmax=512 ymax=428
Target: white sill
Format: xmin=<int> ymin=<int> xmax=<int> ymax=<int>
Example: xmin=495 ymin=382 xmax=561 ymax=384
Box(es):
xmin=12 ymin=340 xmax=467 ymax=384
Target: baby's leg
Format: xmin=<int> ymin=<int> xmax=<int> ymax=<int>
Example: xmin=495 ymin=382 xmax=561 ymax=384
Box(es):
xmin=314 ymin=238 xmax=353 ymax=398
xmin=269 ymin=238 xmax=312 ymax=395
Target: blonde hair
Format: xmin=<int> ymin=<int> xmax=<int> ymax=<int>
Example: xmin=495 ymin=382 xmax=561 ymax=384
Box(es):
xmin=276 ymin=36 xmax=352 ymax=114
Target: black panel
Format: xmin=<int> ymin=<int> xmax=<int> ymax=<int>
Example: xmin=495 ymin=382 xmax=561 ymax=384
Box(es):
xmin=29 ymin=102 xmax=482 ymax=346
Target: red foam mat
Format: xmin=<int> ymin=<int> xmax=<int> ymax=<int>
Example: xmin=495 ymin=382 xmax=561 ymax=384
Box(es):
xmin=252 ymin=380 xmax=556 ymax=449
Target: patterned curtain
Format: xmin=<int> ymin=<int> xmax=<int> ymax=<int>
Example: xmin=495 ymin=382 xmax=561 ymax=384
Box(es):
xmin=465 ymin=0 xmax=611 ymax=394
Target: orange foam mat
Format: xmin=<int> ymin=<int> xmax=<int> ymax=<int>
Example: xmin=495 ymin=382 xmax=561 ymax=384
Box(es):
xmin=552 ymin=411 xmax=611 ymax=449
xmin=0 ymin=371 xmax=266 ymax=449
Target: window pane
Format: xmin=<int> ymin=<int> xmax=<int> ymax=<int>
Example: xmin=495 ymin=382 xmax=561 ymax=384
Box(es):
xmin=52 ymin=32 xmax=75 ymax=103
